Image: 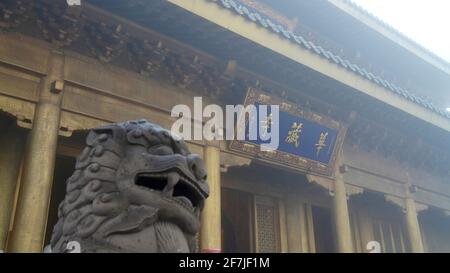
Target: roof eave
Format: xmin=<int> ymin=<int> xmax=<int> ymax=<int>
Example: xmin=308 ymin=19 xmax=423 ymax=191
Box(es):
xmin=167 ymin=0 xmax=450 ymax=133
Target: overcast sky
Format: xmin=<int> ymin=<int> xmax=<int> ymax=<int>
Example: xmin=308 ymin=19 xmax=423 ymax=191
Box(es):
xmin=350 ymin=0 xmax=450 ymax=63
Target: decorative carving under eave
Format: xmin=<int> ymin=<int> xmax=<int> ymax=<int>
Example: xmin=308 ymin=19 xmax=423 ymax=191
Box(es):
xmin=196 ymin=63 xmax=229 ymax=98
xmin=0 ymin=0 xmax=257 ymax=104
xmin=345 ymin=184 xmax=364 ymax=197
xmin=305 ymin=174 xmax=333 ymax=194
xmin=59 ymin=111 xmax=109 ymax=134
xmin=0 ymin=0 xmax=33 ymax=32
xmin=0 ymin=96 xmax=35 ymax=129
xmin=35 ymin=0 xmax=84 ymax=48
xmin=384 ymin=194 xmax=406 ymax=211
xmin=165 ymin=53 xmax=201 ymax=88
xmin=127 ymin=39 xmax=169 ymax=76
xmin=125 ymin=36 xmax=234 ymax=100
xmin=84 ymin=21 xmax=129 ymax=63
xmin=415 ymin=202 xmax=429 ymax=213
xmin=347 ymin=116 xmax=450 ymax=178
xmin=220 ymin=152 xmax=252 ymax=173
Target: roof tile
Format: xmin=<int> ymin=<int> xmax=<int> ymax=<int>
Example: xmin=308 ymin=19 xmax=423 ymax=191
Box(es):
xmin=241 ymin=6 xmax=257 ymax=21
xmin=327 ymin=51 xmax=340 ymax=64
xmin=266 ymin=19 xmax=280 ymax=33
xmin=211 ymin=0 xmax=448 ymax=119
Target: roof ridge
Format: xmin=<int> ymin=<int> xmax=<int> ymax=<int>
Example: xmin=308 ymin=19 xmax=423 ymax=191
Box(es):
xmin=209 ymin=0 xmax=450 ymax=119
xmin=343 ymin=0 xmax=450 ymax=68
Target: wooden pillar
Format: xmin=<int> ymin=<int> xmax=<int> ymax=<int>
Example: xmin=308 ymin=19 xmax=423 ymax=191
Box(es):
xmin=404 ymin=185 xmax=424 ymax=253
xmin=278 ymin=199 xmax=288 ymax=252
xmin=285 ymin=195 xmax=302 ymax=252
xmin=7 ymin=52 xmax=64 ymax=252
xmin=299 ymin=203 xmax=313 ymax=252
xmin=357 ymin=207 xmax=374 ymax=253
xmin=0 ymin=128 xmax=25 ymax=251
xmin=332 ymin=157 xmax=354 ymax=253
xmin=331 ymin=112 xmax=356 ymax=253
xmin=200 ymin=144 xmax=222 ymax=253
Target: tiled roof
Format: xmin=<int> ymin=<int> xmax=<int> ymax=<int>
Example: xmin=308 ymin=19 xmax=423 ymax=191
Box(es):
xmin=208 ymin=0 xmax=450 ymax=119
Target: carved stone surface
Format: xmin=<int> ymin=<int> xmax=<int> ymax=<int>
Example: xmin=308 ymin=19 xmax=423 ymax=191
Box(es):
xmin=50 ymin=120 xmax=209 ymax=253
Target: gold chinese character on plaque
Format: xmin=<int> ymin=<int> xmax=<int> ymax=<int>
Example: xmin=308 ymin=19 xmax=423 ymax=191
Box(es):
xmin=315 ymin=132 xmax=328 ymax=157
xmin=260 ymin=113 xmax=272 ymax=138
xmin=285 ymin=122 xmax=303 ymax=148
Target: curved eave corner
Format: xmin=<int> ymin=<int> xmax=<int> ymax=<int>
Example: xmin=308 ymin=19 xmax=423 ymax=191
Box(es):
xmin=167 ymin=0 xmax=450 ymax=133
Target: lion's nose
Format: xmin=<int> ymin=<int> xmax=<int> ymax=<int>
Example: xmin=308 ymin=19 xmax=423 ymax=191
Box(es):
xmin=187 ymin=154 xmax=207 ymax=181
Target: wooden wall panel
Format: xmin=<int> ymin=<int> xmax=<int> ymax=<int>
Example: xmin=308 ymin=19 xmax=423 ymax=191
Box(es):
xmin=0 ymin=67 xmax=40 ymax=102
xmin=0 ymin=34 xmax=49 ymax=75
xmin=62 ymin=84 xmax=174 ymax=129
xmin=64 ymin=53 xmax=208 ymax=112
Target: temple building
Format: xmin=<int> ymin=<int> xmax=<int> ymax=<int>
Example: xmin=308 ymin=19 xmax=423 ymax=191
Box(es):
xmin=1 ymin=0 xmax=450 ymax=253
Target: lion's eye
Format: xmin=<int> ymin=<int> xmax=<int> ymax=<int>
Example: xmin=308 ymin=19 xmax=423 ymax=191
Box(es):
xmin=150 ymin=146 xmax=174 ymax=155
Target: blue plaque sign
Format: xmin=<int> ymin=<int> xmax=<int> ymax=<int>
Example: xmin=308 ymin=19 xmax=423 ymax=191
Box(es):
xmin=230 ymin=88 xmax=345 ymax=177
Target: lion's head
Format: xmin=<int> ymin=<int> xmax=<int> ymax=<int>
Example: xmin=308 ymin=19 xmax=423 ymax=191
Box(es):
xmin=50 ymin=120 xmax=209 ymax=252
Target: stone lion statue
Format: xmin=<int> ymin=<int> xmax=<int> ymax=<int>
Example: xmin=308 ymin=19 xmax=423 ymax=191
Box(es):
xmin=49 ymin=120 xmax=209 ymax=253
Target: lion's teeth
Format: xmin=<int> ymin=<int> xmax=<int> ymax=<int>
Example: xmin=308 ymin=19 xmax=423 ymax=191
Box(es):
xmin=167 ymin=172 xmax=180 ymax=187
xmin=163 ymin=172 xmax=179 ymax=196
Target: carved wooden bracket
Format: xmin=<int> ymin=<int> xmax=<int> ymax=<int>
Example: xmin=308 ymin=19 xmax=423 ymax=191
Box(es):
xmin=0 ymin=96 xmax=35 ymax=128
xmin=345 ymin=184 xmax=364 ymax=199
xmin=415 ymin=202 xmax=429 ymax=213
xmin=220 ymin=152 xmax=252 ymax=173
xmin=59 ymin=111 xmax=111 ymax=137
xmin=305 ymin=173 xmax=333 ymax=195
xmin=306 ymin=172 xmax=363 ymax=199
xmin=384 ymin=195 xmax=428 ymax=214
xmin=384 ymin=194 xmax=406 ymax=211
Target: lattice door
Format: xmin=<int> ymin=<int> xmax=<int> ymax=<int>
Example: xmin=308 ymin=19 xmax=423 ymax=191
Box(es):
xmin=253 ymin=195 xmax=281 ymax=253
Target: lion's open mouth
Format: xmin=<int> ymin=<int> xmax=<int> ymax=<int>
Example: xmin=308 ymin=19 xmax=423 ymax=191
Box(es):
xmin=135 ymin=171 xmax=204 ymax=213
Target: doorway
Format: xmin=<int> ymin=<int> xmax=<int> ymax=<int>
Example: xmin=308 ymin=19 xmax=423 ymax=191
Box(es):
xmin=221 ymin=188 xmax=253 ymax=253
xmin=311 ymin=205 xmax=336 ymax=253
